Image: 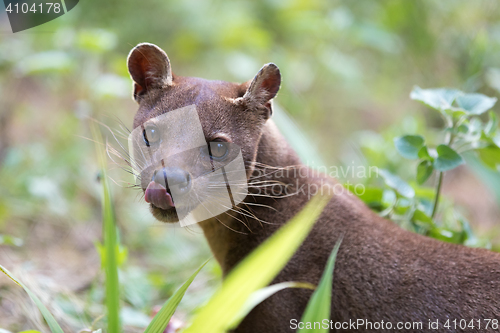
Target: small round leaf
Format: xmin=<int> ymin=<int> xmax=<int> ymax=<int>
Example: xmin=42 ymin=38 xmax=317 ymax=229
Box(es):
xmin=477 ymin=145 xmax=500 ymax=170
xmin=416 ymin=160 xmax=433 ymax=184
xmin=410 ymin=86 xmax=460 ymax=110
xmin=394 ymin=135 xmax=425 ymax=159
xmin=378 ymin=169 xmax=415 ymax=199
xmin=418 ymin=146 xmax=432 ymax=160
xmin=456 ymin=93 xmax=497 ymax=115
xmin=433 ymin=145 xmax=464 ymax=172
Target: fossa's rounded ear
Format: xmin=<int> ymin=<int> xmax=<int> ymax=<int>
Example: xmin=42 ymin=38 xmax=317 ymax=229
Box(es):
xmin=241 ymin=63 xmax=281 ymax=117
xmin=127 ymin=43 xmax=173 ymax=101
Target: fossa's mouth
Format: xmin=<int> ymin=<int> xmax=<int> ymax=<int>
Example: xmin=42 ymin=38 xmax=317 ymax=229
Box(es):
xmin=145 ymin=181 xmax=175 ymax=210
xmin=144 ymin=181 xmax=179 ymax=223
xmin=150 ymin=205 xmax=179 ymax=223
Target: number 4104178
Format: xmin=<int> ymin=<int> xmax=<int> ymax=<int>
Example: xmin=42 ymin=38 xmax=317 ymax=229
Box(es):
xmin=5 ymin=2 xmax=62 ymax=14
xmin=443 ymin=319 xmax=499 ymax=330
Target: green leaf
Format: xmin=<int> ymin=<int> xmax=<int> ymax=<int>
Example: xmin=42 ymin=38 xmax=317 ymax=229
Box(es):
xmin=485 ymin=111 xmax=498 ymax=136
xmin=91 ymin=123 xmax=121 ymax=332
xmin=418 ymin=146 xmax=432 ymax=160
xmin=378 ymin=169 xmax=415 ymax=198
xmin=416 ymin=160 xmax=433 ymax=184
xmin=412 ymin=209 xmax=434 ymax=226
xmin=183 ymin=194 xmax=331 ymax=333
xmin=494 ymin=133 xmax=500 ymax=148
xmin=457 ymin=123 xmax=469 ymax=134
xmin=298 ymin=239 xmax=342 ymax=333
xmin=144 ymin=259 xmax=209 ymax=333
xmin=94 ymin=241 xmax=128 ymax=268
xmin=410 ymin=86 xmax=460 ymax=110
xmin=229 ymin=282 xmax=315 ymax=329
xmin=352 ymin=187 xmax=383 ymax=207
xmin=0 ymin=265 xmax=64 ymax=333
xmin=381 ymin=189 xmax=397 ymax=208
xmin=477 ymin=145 xmax=500 ymax=170
xmin=428 ymin=228 xmax=463 ymax=244
xmin=394 ymin=135 xmax=425 ymax=159
xmin=455 ymin=93 xmax=497 ymax=115
xmin=433 ymin=145 xmax=464 ymax=172
xmin=469 ymin=118 xmax=483 ymax=137
xmin=394 ymin=198 xmax=411 ymax=215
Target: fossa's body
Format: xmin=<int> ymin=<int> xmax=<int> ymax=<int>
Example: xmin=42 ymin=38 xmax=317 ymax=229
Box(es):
xmin=127 ymin=43 xmax=500 ymax=332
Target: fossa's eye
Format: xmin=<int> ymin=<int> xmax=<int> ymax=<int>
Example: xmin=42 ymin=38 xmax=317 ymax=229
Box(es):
xmin=143 ymin=125 xmax=160 ymax=147
xmin=201 ymin=141 xmax=229 ymax=161
xmin=210 ymin=142 xmax=229 ymax=160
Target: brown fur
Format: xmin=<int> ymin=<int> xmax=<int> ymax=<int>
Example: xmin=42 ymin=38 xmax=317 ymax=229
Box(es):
xmin=127 ymin=43 xmax=500 ymax=332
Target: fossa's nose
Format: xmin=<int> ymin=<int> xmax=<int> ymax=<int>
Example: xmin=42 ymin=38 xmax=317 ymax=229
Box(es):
xmin=152 ymin=166 xmax=191 ymax=196
xmin=145 ymin=166 xmax=191 ymax=210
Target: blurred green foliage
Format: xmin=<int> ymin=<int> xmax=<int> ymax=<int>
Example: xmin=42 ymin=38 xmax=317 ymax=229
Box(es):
xmin=1 ymin=0 xmax=500 ymax=331
xmin=346 ymin=88 xmax=500 ymax=249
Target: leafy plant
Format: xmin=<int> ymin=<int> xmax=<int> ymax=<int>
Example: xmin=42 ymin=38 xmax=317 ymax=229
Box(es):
xmin=407 ymin=87 xmax=499 ymax=216
xmin=0 ymin=124 xmax=121 ymax=333
xmin=0 ymin=265 xmax=64 ymax=333
xmin=91 ymin=123 xmax=121 ymax=332
xmin=0 ymin=164 xmax=333 ymax=333
xmin=352 ymin=87 xmax=499 ymax=247
xmin=144 ymin=259 xmax=209 ymax=333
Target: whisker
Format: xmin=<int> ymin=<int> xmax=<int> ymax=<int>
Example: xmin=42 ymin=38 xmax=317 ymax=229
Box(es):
xmin=222 ymin=209 xmax=252 ymax=232
xmin=241 ymin=201 xmax=280 ymax=213
xmin=192 ymin=191 xmax=249 ymax=235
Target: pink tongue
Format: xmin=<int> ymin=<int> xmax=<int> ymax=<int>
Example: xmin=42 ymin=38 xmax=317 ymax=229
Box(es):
xmin=145 ymin=181 xmax=175 ymax=209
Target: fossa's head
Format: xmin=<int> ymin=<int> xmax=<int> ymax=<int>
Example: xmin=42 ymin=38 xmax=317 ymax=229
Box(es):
xmin=127 ymin=43 xmax=281 ymax=224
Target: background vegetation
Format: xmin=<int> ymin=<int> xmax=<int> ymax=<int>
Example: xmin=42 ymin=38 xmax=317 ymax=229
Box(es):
xmin=1 ymin=0 xmax=500 ymax=331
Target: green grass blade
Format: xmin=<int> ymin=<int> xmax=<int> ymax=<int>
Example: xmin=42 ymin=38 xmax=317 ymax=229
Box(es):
xmin=298 ymin=238 xmax=343 ymax=333
xmin=184 ymin=194 xmax=331 ymax=333
xmin=144 ymin=259 xmax=210 ymax=333
xmin=0 ymin=265 xmax=64 ymax=333
xmin=228 ymin=281 xmax=315 ymax=330
xmin=91 ymin=123 xmax=121 ymax=332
